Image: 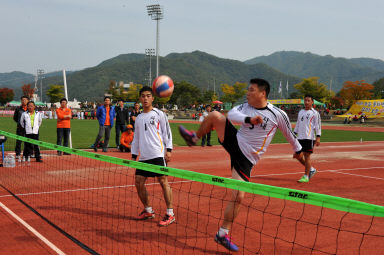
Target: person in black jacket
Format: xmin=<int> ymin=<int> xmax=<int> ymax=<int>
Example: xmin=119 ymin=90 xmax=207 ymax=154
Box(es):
xmin=129 ymin=102 xmax=141 ymax=131
xmin=115 ymin=99 xmax=129 ymax=148
xmin=12 ymin=96 xmax=29 ymax=160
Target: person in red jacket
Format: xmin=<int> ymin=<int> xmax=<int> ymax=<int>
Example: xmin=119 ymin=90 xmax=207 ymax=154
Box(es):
xmin=119 ymin=124 xmax=134 ymax=152
xmin=56 ymin=98 xmax=72 ymax=156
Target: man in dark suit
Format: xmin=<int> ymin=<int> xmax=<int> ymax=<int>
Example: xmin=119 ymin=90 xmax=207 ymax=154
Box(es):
xmin=115 ymin=99 xmax=129 ymax=148
xmin=12 ymin=96 xmax=29 ymax=161
xmin=129 ymin=102 xmax=141 ymax=131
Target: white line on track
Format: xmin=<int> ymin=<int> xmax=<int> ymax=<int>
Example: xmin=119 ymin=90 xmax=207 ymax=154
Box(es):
xmin=0 ymin=180 xmax=194 ymax=198
xmin=0 ymin=167 xmax=382 ymax=199
xmin=331 ymin=171 xmax=384 ymax=180
xmin=0 ymin=202 xmax=66 ymax=255
xmin=251 ymin=166 xmax=384 ymax=178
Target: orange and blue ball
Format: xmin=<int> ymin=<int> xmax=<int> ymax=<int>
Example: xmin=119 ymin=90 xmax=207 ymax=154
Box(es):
xmin=152 ymin=75 xmax=174 ymax=98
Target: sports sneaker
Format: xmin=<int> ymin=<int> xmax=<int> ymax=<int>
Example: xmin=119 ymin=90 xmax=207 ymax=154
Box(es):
xmin=214 ymin=233 xmax=239 ymax=251
xmin=309 ymin=168 xmax=317 ymax=179
xmin=159 ymin=214 xmax=175 ymax=227
xmin=297 ymin=175 xmax=309 ymax=183
xmin=136 ymin=209 xmax=155 ymax=220
xmin=90 ymin=144 xmax=97 ymax=152
xmin=178 ymin=125 xmax=198 ymax=146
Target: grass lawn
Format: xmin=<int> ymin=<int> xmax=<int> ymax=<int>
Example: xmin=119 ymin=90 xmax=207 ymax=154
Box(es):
xmin=1 ymin=117 xmax=383 ymax=150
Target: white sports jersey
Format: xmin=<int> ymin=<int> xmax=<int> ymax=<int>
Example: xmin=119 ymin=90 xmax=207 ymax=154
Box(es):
xmin=294 ymin=108 xmax=321 ymax=140
xmin=131 ymin=108 xmax=173 ymax=161
xmin=228 ymin=102 xmax=302 ymax=165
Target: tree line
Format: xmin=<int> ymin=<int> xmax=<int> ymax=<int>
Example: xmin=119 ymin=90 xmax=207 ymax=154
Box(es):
xmin=1 ymin=77 xmax=384 ymax=109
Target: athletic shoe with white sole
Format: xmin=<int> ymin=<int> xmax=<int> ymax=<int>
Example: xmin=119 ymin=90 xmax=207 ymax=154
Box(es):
xmin=178 ymin=125 xmax=198 ymax=146
xmin=159 ymin=214 xmax=175 ymax=227
xmin=214 ymin=233 xmax=239 ymax=251
xmin=297 ymin=175 xmax=309 ymax=183
xmin=309 ymin=168 xmax=317 ymax=179
xmin=136 ymin=209 xmax=155 ymax=220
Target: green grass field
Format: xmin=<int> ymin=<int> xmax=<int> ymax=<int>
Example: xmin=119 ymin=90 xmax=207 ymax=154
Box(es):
xmin=1 ymin=117 xmax=383 ymax=150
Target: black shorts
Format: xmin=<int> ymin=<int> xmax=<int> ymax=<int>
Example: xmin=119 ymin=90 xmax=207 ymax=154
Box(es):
xmin=298 ymin=139 xmax=315 ymax=153
xmin=135 ymin=157 xmax=166 ymax=177
xmin=219 ymin=119 xmax=253 ymax=182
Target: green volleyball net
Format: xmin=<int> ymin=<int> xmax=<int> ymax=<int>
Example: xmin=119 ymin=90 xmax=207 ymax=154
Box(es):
xmin=0 ymin=130 xmax=383 ymax=254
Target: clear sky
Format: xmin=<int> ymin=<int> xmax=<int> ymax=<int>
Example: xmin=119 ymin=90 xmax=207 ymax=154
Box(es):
xmin=1 ymin=0 xmax=383 ymax=74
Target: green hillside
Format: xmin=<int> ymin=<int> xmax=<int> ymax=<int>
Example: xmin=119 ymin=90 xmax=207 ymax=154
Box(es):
xmin=32 ymin=51 xmax=302 ymax=101
xmin=0 ymin=71 xmax=34 ymax=90
xmin=3 ymin=50 xmax=384 ymax=102
xmin=244 ymin=51 xmax=384 ymax=92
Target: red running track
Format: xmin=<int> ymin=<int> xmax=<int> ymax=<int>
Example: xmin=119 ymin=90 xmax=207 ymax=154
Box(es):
xmin=0 ymin=141 xmax=383 ymax=254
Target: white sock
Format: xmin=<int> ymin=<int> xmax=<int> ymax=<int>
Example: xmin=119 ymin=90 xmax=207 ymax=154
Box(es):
xmin=166 ymin=208 xmax=174 ymax=216
xmin=145 ymin=207 xmax=153 ymax=213
xmin=218 ymin=227 xmax=229 ymax=237
xmin=303 ymin=174 xmax=309 ymax=179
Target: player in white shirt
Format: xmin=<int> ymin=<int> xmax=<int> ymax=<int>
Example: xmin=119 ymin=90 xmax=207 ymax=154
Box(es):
xmin=179 ymin=78 xmax=302 ymax=252
xmin=131 ymin=86 xmax=175 ymax=227
xmin=294 ymin=95 xmax=321 ymax=183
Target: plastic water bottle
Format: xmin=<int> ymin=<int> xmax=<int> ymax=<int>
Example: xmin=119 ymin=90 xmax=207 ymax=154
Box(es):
xmin=4 ymin=155 xmax=15 ymax=167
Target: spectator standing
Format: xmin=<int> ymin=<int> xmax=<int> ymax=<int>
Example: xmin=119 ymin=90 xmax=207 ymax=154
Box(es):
xmin=13 ymin=96 xmax=29 ymax=161
xmin=119 ymin=124 xmax=134 ymax=152
xmin=129 ymin=102 xmax=141 ymax=131
xmin=91 ymin=96 xmax=116 ymax=152
xmin=20 ymin=101 xmax=43 ymax=162
xmin=200 ymin=105 xmax=212 ymax=147
xmin=56 ymin=98 xmax=72 ymax=156
xmin=115 ymin=99 xmax=129 ymax=148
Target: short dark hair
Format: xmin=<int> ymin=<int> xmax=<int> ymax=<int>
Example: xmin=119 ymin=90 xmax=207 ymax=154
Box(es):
xmin=139 ymin=86 xmax=153 ymax=96
xmin=118 ymin=98 xmax=124 ymax=102
xmin=21 ymin=95 xmax=29 ymax=100
xmin=60 ymin=98 xmax=67 ymax=103
xmin=249 ymin=78 xmax=270 ymax=98
xmin=104 ymin=96 xmax=111 ymax=101
xmin=27 ymin=101 xmax=35 ymax=106
xmin=304 ymin=94 xmax=314 ymax=101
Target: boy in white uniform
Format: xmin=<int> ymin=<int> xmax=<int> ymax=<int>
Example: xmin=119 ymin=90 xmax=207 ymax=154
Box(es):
xmin=179 ymin=78 xmax=302 ymax=251
xmin=294 ymin=95 xmax=321 ymax=183
xmin=131 ymin=86 xmax=175 ymax=227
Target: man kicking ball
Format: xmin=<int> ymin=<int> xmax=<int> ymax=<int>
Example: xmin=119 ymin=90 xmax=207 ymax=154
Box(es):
xmin=179 ymin=78 xmax=302 ymax=251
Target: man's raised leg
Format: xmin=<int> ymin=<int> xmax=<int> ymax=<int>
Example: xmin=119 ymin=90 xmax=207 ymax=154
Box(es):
xmin=179 ymin=111 xmax=226 ymax=146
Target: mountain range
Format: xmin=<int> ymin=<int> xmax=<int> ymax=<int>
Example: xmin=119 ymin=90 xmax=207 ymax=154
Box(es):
xmin=1 ymin=50 xmax=384 ymax=102
xmin=245 ymin=51 xmax=384 ymax=92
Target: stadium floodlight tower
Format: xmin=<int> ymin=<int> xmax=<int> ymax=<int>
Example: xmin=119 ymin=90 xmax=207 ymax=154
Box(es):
xmin=145 ymin=48 xmax=155 ymax=86
xmin=146 ymin=4 xmax=163 ymax=78
xmin=37 ymin=69 xmax=45 ymax=101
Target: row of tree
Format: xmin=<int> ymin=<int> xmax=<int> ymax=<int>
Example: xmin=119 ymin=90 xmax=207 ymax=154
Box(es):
xmin=1 ymin=77 xmax=383 ymax=109
xmin=105 ymin=77 xmax=381 ymax=110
